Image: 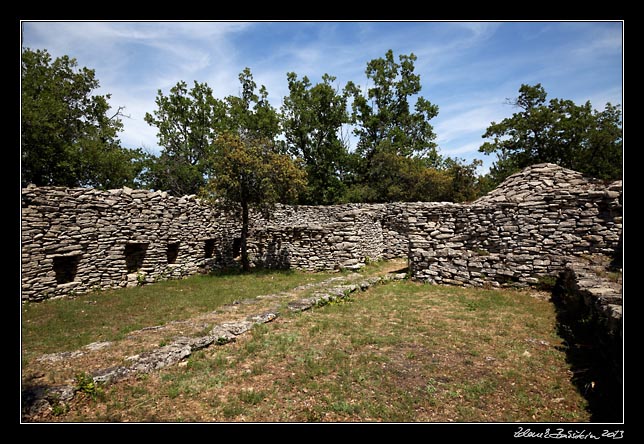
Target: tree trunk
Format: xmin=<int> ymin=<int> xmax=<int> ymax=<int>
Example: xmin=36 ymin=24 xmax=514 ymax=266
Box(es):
xmin=240 ymin=200 xmax=250 ymax=271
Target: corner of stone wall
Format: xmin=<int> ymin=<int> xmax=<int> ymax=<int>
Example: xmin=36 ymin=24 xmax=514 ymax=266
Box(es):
xmin=551 ymin=255 xmax=622 ymax=421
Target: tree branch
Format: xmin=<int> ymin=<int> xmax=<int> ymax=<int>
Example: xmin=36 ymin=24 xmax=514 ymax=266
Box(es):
xmin=109 ymin=106 xmax=130 ymax=121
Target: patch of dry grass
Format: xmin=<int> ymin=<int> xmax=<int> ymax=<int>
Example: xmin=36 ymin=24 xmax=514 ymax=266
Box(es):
xmin=45 ymin=280 xmax=589 ymax=423
xmin=21 ymin=268 xmax=339 ymax=363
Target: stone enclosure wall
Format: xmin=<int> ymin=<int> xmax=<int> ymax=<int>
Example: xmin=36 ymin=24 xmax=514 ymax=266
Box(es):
xmin=246 ymin=203 xmax=406 ymax=271
xmin=408 ymin=164 xmax=622 ymax=286
xmin=21 ymin=187 xmax=239 ymax=301
xmin=21 ymin=164 xmax=622 ymax=302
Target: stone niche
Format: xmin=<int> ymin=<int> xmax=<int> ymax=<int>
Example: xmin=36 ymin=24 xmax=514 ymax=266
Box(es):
xmin=166 ymin=242 xmax=180 ymax=264
xmin=52 ymin=254 xmax=82 ymax=285
xmin=124 ymin=243 xmax=148 ymax=273
xmin=203 ymin=239 xmax=216 ymax=259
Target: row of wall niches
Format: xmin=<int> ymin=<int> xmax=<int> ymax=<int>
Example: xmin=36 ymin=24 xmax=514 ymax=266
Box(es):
xmin=51 ymin=239 xmax=222 ymax=285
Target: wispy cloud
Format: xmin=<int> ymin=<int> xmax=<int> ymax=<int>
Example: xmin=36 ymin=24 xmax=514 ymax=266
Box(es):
xmin=22 ymin=21 xmax=622 ymax=168
xmin=435 ymin=102 xmax=507 ymax=144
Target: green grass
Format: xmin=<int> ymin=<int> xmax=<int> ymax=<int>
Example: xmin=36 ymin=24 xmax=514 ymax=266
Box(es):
xmin=21 ymin=268 xmax=335 ymax=360
xmin=39 ymin=277 xmax=591 ymax=423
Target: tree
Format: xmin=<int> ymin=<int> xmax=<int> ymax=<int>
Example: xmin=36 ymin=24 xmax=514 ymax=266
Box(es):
xmin=479 ymin=83 xmax=622 ymax=186
xmin=202 ymin=69 xmax=300 ymax=271
xmin=346 ymin=49 xmax=440 ymax=160
xmin=342 ymin=151 xmax=446 ymax=202
xmin=202 ymin=133 xmax=306 ymax=271
xmin=342 ymin=151 xmax=481 ymax=203
xmin=441 ymin=157 xmax=483 ymax=203
xmin=225 ymin=68 xmax=281 ymax=142
xmin=344 ymin=50 xmax=441 ymax=202
xmin=281 ymin=72 xmax=350 ymax=204
xmin=144 ymin=80 xmax=226 ymax=195
xmin=21 ymin=48 xmax=138 ymax=188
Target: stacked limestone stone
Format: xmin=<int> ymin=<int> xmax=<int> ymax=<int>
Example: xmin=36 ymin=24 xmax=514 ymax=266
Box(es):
xmin=408 ymin=164 xmax=622 ymax=286
xmin=247 ymin=206 xmax=386 ymax=270
xmin=21 ymin=186 xmax=239 ymax=301
xmin=21 ymin=163 xmax=622 ymax=302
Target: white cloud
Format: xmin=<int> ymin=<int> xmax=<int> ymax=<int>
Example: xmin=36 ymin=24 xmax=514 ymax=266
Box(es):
xmin=23 ymin=21 xmax=256 ymax=152
xmin=582 ymin=86 xmax=623 ymax=110
xmin=570 ymin=24 xmax=622 ymax=58
xmin=435 ymin=102 xmax=505 ymax=143
xmin=22 ymin=21 xmax=622 ymax=168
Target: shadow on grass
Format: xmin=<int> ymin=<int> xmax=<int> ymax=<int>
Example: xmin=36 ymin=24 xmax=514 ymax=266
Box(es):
xmin=208 ymin=266 xmax=297 ymax=278
xmin=551 ymin=272 xmax=623 ymax=423
xmin=389 ymin=266 xmax=409 ymax=275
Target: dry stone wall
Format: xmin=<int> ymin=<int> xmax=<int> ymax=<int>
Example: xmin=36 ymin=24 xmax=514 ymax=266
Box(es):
xmin=21 ymin=163 xmax=622 ymax=302
xmin=21 ymin=192 xmax=406 ymax=301
xmin=245 ymin=203 xmax=414 ymax=270
xmin=408 ymin=164 xmax=622 ymax=286
xmin=21 ymin=186 xmax=240 ymax=301
xmin=247 ymin=204 xmax=387 ymax=270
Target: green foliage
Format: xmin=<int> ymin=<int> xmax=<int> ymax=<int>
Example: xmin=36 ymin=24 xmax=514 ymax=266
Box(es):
xmin=479 ymin=83 xmax=622 ymax=187
xmin=202 ymin=133 xmax=306 ymax=270
xmin=204 ymin=134 xmax=306 ymax=208
xmin=343 ymin=151 xmax=446 ymax=202
xmin=341 ymin=49 xmax=484 ymax=203
xmin=282 ymin=72 xmax=350 ymax=204
xmin=346 ymin=49 xmax=440 ymax=160
xmin=75 ymin=372 xmax=104 ymax=401
xmin=21 ymin=48 xmax=142 ymax=188
xmin=343 ymin=152 xmax=482 ymax=203
xmin=144 ymin=67 xmax=281 ymax=196
xmin=144 ymin=80 xmax=226 ymax=195
xmin=441 ymin=157 xmax=484 ymax=202
xmin=225 ymin=68 xmax=281 ymax=142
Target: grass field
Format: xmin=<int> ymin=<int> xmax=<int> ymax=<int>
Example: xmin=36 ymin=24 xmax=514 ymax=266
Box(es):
xmin=22 ymin=264 xmax=591 ymax=423
xmin=21 ymin=268 xmax=340 ymax=364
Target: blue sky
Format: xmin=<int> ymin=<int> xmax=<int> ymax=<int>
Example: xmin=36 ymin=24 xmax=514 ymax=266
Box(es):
xmin=21 ymin=21 xmax=623 ymax=173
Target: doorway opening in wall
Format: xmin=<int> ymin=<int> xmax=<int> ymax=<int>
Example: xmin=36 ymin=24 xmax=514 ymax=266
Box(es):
xmin=167 ymin=242 xmax=180 ymax=264
xmin=232 ymin=238 xmax=242 ymax=259
xmin=204 ymin=239 xmax=216 ymax=259
xmin=125 ymin=243 xmax=148 ymax=273
xmin=52 ymin=254 xmax=81 ymax=285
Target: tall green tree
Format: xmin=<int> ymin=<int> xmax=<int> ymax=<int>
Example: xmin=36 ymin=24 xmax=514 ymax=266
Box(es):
xmin=201 ymin=68 xmax=305 ymax=270
xmin=144 ymin=80 xmax=226 ymax=195
xmin=202 ymin=134 xmax=306 ymax=271
xmin=281 ymin=72 xmax=350 ymax=204
xmin=225 ymin=68 xmax=281 ymax=142
xmin=21 ymin=48 xmax=140 ymax=188
xmin=480 ymin=83 xmax=622 ymax=186
xmin=346 ymin=49 xmax=440 ymax=160
xmin=344 ymin=50 xmax=441 ymax=202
